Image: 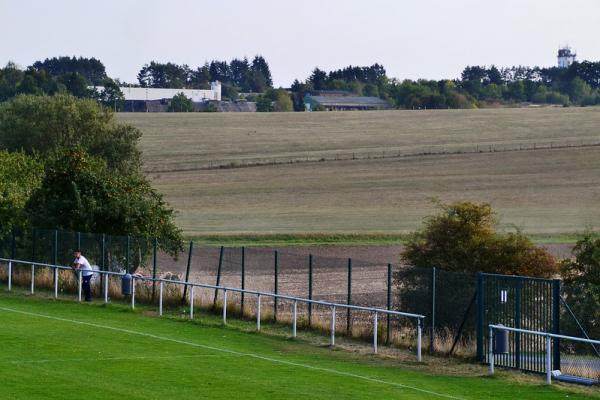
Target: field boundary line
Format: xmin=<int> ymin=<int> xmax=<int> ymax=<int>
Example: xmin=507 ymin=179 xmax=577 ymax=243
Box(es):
xmin=1 ymin=354 xmax=229 ymax=365
xmin=0 ymin=305 xmax=464 ymax=400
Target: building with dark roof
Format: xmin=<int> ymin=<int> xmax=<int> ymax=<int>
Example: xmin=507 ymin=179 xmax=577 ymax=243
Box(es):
xmin=304 ymin=91 xmax=392 ymax=111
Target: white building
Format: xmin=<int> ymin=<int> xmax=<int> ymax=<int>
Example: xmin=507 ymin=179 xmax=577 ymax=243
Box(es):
xmin=557 ymin=47 xmax=576 ymax=68
xmin=93 ymin=81 xmax=222 ymax=102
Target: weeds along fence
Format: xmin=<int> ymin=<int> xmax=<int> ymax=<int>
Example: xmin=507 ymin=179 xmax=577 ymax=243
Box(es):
xmin=1 ymin=226 xmax=598 ymax=369
xmin=0 ymin=257 xmax=425 ymax=360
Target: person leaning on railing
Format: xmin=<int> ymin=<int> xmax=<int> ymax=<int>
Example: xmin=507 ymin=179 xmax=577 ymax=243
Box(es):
xmin=72 ymin=249 xmax=93 ymax=302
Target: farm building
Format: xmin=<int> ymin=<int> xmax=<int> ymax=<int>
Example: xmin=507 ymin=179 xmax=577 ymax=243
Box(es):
xmin=304 ymin=91 xmax=392 ymax=111
xmin=93 ymin=81 xmax=227 ymax=112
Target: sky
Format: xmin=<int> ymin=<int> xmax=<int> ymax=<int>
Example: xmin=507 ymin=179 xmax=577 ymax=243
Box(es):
xmin=1 ymin=0 xmax=599 ymax=87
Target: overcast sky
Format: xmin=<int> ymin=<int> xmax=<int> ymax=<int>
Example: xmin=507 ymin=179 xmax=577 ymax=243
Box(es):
xmin=1 ymin=0 xmax=599 ymax=86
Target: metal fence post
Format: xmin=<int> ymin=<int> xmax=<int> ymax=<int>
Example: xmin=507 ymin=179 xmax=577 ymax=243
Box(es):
xmin=257 ymin=294 xmax=261 ymax=331
xmin=330 ymin=305 xmax=336 ymax=347
xmin=373 ymin=312 xmax=378 ymax=354
xmin=223 ymin=289 xmax=228 ymax=324
xmin=417 ymin=318 xmax=423 ymax=362
xmin=30 ymin=264 xmax=35 ymax=294
xmin=515 ymin=278 xmax=522 ymax=369
xmin=430 ymin=267 xmax=436 ymax=353
xmin=308 ymin=254 xmax=313 ymax=327
xmin=103 ymin=272 xmax=108 ymax=303
xmin=552 ymin=279 xmax=561 ymax=370
xmin=292 ymin=300 xmax=297 ymax=338
xmin=241 ymin=247 xmax=245 ymax=315
xmin=8 ymin=261 xmax=11 ymax=291
xmin=189 ymin=286 xmax=194 ymax=319
xmin=386 ymin=263 xmax=392 ymax=344
xmin=182 ymin=241 xmax=193 ymax=302
xmin=546 ymin=335 xmax=552 ymax=384
xmin=54 ymin=266 xmax=58 ymax=299
xmin=213 ymin=246 xmax=224 ymax=307
xmin=476 ymin=272 xmax=484 ymax=361
xmin=131 ymin=276 xmax=135 ymax=310
xmin=489 ymin=326 xmax=494 ymax=375
xmin=346 ymin=258 xmax=352 ymax=334
xmin=152 ymin=238 xmax=157 ymax=301
xmin=159 ymin=281 xmax=163 ymax=316
xmin=274 ymin=250 xmax=278 ymax=321
xmin=78 ymin=270 xmax=82 ymax=302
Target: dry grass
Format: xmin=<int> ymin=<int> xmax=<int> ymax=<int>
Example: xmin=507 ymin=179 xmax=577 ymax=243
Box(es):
xmin=119 ymin=108 xmax=600 ymax=236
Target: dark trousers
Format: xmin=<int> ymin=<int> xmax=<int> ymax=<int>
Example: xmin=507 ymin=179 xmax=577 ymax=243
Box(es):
xmin=82 ymin=275 xmax=92 ymax=301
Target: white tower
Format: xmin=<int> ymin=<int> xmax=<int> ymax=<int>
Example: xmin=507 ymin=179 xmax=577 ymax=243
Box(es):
xmin=557 ymin=47 xmax=576 ymax=68
xmin=211 ymin=81 xmax=222 ymax=101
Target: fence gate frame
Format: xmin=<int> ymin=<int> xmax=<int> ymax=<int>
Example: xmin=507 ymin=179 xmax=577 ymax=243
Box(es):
xmin=476 ymin=272 xmax=561 ymax=372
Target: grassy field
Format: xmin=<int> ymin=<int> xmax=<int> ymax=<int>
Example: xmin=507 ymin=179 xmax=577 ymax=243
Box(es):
xmin=1 ymin=293 xmax=598 ymax=399
xmin=119 ymin=108 xmax=600 ymax=237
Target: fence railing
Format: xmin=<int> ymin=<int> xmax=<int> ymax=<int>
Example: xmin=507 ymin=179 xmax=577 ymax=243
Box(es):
xmin=0 ymin=257 xmax=425 ymax=361
xmin=489 ymin=324 xmax=600 ymax=385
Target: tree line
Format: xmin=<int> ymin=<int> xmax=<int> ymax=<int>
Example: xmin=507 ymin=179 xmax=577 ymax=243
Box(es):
xmin=2 ymin=55 xmax=600 ymax=111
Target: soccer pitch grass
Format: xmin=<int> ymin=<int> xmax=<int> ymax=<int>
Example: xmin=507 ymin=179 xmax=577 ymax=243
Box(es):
xmin=1 ymin=295 xmax=598 ymax=400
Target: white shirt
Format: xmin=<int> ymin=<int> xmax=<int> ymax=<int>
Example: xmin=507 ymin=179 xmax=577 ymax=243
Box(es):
xmin=74 ymin=255 xmax=93 ymax=277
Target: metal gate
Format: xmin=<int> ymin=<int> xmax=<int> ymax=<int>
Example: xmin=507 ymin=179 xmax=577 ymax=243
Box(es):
xmin=476 ymin=273 xmax=561 ymax=373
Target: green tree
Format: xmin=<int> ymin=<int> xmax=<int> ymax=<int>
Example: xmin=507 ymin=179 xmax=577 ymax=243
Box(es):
xmin=0 ymin=151 xmax=43 ymax=236
xmin=26 ymin=148 xmax=183 ymax=256
xmin=401 ymin=201 xmax=558 ymax=277
xmin=168 ymin=92 xmax=194 ymax=112
xmin=0 ymin=94 xmax=142 ymax=174
xmin=97 ymin=78 xmax=124 ymax=111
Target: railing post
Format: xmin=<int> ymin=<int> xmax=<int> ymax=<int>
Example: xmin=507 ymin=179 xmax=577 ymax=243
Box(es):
xmin=241 ymin=247 xmax=245 ymax=315
xmin=273 ymin=250 xmax=278 ymax=321
xmin=417 ymin=318 xmax=422 ymax=362
xmin=103 ymin=272 xmax=108 ymax=303
xmin=182 ymin=241 xmax=193 ymax=302
xmin=386 ymin=263 xmax=392 ymax=344
xmin=8 ymin=261 xmax=11 ymax=291
xmin=489 ymin=326 xmax=494 ymax=375
xmin=54 ymin=267 xmax=58 ymax=298
xmin=346 ymin=258 xmax=352 ymax=334
xmin=292 ymin=300 xmax=297 ymax=338
xmin=223 ymin=289 xmax=228 ymax=324
xmin=330 ymin=305 xmax=336 ymax=347
xmin=189 ymin=286 xmax=194 ymax=319
xmin=30 ymin=264 xmax=35 ymax=294
xmin=257 ymin=294 xmax=261 ymax=331
xmin=78 ymin=270 xmax=82 ymax=302
xmin=131 ymin=276 xmax=135 ymax=310
xmin=308 ymin=254 xmax=313 ymax=327
xmin=373 ymin=312 xmax=378 ymax=354
xmin=159 ymin=281 xmax=163 ymax=316
xmin=213 ymin=246 xmax=224 ymax=308
xmin=552 ymin=279 xmax=561 ymax=371
xmin=152 ymin=238 xmax=157 ymax=301
xmin=546 ymin=334 xmax=552 ymax=384
xmin=431 ymin=267 xmax=436 ymax=353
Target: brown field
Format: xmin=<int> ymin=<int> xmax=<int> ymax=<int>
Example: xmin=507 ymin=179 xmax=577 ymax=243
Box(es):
xmin=118 ymin=108 xmax=600 ymax=236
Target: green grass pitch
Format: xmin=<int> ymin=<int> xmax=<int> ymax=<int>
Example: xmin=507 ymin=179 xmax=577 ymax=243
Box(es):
xmin=0 ymin=293 xmax=597 ymax=399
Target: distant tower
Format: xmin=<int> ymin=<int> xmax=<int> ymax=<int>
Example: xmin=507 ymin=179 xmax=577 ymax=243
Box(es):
xmin=557 ymin=46 xmax=576 ymax=68
xmin=211 ymin=81 xmax=222 ymax=101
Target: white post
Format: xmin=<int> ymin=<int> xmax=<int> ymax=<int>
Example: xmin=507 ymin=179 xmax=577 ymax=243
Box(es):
xmin=330 ymin=306 xmax=336 ymax=347
xmin=54 ymin=267 xmax=58 ymax=298
xmin=489 ymin=327 xmax=494 ymax=375
xmin=159 ymin=281 xmax=163 ymax=316
xmin=78 ymin=270 xmax=82 ymax=302
xmin=417 ymin=318 xmax=422 ymax=362
xmin=131 ymin=276 xmax=135 ymax=310
xmin=546 ymin=335 xmax=552 ymax=384
xmin=189 ymin=286 xmax=194 ymax=319
xmin=8 ymin=261 xmax=11 ymax=291
xmin=30 ymin=264 xmax=35 ymax=294
xmin=256 ymin=294 xmax=261 ymax=331
xmin=104 ymin=273 xmax=108 ymax=303
xmin=292 ymin=300 xmax=297 ymax=338
xmin=223 ymin=289 xmax=227 ymax=324
xmin=373 ymin=312 xmax=378 ymax=354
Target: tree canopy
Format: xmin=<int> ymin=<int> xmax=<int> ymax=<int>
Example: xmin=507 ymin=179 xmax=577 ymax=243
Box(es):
xmin=0 ymin=94 xmax=141 ymax=174
xmin=401 ymin=201 xmax=558 ymax=277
